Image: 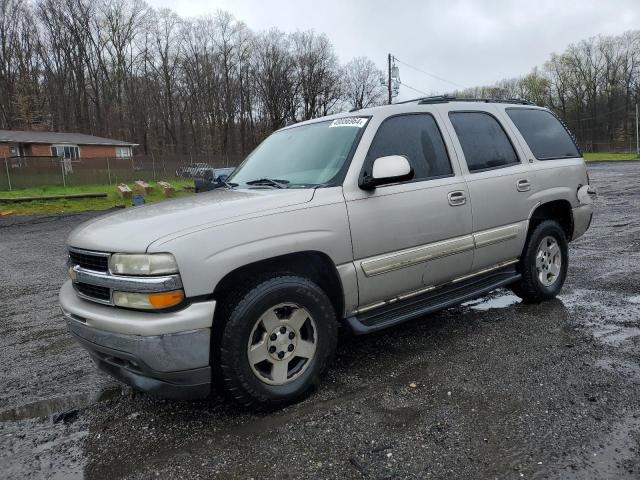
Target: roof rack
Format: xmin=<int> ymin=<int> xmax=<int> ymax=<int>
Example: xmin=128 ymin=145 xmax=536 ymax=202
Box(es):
xmin=413 ymin=95 xmax=534 ymax=105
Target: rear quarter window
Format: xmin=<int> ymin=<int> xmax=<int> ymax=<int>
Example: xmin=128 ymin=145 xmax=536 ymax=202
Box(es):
xmin=506 ymin=108 xmax=580 ymax=160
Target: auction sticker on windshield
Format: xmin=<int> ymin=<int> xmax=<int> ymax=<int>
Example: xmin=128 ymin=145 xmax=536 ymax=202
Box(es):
xmin=329 ymin=117 xmax=368 ymax=128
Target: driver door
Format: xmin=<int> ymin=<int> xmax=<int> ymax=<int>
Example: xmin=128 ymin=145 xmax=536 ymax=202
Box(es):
xmin=344 ymin=112 xmax=474 ymax=308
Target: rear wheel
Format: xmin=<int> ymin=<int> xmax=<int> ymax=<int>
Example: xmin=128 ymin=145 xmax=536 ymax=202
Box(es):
xmin=510 ymin=220 xmax=568 ymax=303
xmin=213 ymin=275 xmax=338 ymax=410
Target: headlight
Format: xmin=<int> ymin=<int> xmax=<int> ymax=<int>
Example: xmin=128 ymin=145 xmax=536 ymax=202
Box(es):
xmin=113 ymin=290 xmax=184 ymax=310
xmin=109 ymin=253 xmax=178 ymax=276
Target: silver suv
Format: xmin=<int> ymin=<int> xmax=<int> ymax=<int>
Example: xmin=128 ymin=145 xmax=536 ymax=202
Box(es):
xmin=60 ymin=97 xmax=595 ymax=409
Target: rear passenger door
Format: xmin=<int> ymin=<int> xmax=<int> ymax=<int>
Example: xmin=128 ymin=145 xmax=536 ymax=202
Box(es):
xmin=444 ymin=106 xmax=536 ymax=272
xmin=344 ymin=112 xmax=474 ymax=308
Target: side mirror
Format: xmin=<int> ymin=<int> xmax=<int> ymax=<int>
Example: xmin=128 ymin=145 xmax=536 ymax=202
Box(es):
xmin=359 ymin=155 xmax=413 ymax=190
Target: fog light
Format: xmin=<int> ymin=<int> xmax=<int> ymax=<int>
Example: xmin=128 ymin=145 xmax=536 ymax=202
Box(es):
xmin=113 ymin=290 xmax=184 ymax=310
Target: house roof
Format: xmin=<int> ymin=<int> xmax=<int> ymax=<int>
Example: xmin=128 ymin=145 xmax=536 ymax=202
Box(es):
xmin=0 ymin=130 xmax=137 ymax=146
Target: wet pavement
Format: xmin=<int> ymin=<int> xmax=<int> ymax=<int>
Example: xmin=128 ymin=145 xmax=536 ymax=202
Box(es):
xmin=1 ymin=161 xmax=639 ymax=479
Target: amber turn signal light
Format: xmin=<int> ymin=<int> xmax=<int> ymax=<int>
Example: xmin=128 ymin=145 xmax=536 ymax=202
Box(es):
xmin=113 ymin=290 xmax=185 ymax=310
xmin=148 ymin=290 xmax=184 ymax=309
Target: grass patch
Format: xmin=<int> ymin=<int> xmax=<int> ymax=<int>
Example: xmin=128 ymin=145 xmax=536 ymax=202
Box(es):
xmin=0 ymin=180 xmax=194 ymax=216
xmin=583 ymin=152 xmax=640 ymax=161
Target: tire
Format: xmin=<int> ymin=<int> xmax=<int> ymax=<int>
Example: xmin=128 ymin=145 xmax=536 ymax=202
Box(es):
xmin=212 ymin=275 xmax=338 ymax=410
xmin=510 ymin=220 xmax=569 ymax=303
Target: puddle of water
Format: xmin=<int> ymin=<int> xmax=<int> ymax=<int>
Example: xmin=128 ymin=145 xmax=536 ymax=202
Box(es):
xmin=463 ymin=293 xmax=521 ymax=311
xmin=627 ymin=295 xmax=640 ymax=304
xmin=594 ymin=357 xmax=640 ymax=379
xmin=594 ymin=326 xmax=640 ymax=346
xmin=558 ymin=288 xmax=605 ymax=308
xmin=560 ymin=415 xmax=640 ymax=479
xmin=0 ymin=386 xmax=122 ymax=422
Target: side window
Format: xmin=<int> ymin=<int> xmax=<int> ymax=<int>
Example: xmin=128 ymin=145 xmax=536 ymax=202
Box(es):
xmin=364 ymin=114 xmax=453 ymax=182
xmin=506 ymin=108 xmax=580 ymax=160
xmin=449 ymin=112 xmax=519 ymax=172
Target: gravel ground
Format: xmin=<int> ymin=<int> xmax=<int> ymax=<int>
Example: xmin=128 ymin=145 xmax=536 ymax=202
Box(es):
xmin=1 ymin=161 xmax=639 ymax=479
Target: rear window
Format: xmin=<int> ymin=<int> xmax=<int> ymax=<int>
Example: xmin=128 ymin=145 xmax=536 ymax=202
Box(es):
xmin=449 ymin=112 xmax=519 ymax=172
xmin=506 ymin=108 xmax=580 ymax=160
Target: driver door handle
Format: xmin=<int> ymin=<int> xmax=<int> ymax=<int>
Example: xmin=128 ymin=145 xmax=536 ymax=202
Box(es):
xmin=517 ymin=179 xmax=531 ymax=192
xmin=448 ymin=190 xmax=467 ymax=206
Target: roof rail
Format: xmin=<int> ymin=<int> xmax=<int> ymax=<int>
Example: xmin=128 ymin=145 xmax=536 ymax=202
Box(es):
xmin=393 ymin=96 xmax=437 ymax=105
xmin=415 ymin=95 xmax=535 ymax=106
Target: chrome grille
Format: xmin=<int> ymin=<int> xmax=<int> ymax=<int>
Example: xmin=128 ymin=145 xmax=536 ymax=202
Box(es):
xmin=68 ymin=248 xmax=113 ymax=304
xmin=67 ymin=247 xmax=183 ymax=307
xmin=74 ymin=282 xmax=111 ymax=302
xmin=68 ymin=249 xmax=109 ymax=272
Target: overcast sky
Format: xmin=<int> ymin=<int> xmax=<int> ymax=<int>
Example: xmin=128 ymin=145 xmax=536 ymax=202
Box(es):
xmin=148 ymin=0 xmax=639 ymax=101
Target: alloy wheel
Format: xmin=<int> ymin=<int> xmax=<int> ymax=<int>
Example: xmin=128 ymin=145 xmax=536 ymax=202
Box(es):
xmin=247 ymin=303 xmax=317 ymax=385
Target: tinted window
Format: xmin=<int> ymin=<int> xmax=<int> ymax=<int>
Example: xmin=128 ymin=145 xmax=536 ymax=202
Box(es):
xmin=365 ymin=114 xmax=452 ymax=181
xmin=449 ymin=112 xmax=519 ymax=172
xmin=506 ymin=108 xmax=579 ymax=160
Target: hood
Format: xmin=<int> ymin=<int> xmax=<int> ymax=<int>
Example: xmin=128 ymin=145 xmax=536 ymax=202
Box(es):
xmin=67 ymin=188 xmax=315 ymax=252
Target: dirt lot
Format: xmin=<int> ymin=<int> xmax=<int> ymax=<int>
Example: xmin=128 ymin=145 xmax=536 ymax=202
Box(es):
xmin=1 ymin=161 xmax=639 ymax=479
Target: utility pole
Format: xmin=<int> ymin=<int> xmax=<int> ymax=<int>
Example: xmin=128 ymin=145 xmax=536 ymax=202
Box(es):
xmin=388 ymin=54 xmax=393 ymax=105
xmin=636 ymin=103 xmax=640 ymax=156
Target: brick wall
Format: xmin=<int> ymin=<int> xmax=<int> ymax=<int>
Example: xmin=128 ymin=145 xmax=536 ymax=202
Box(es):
xmin=27 ymin=144 xmax=51 ymax=156
xmin=79 ymin=145 xmax=119 ymax=158
xmin=2 ymin=142 xmax=128 ymax=159
xmin=25 ymin=143 xmax=120 ymax=158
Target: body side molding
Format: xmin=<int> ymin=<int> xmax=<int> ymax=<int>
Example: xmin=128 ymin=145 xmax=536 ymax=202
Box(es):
xmin=358 ymin=222 xmax=525 ymax=278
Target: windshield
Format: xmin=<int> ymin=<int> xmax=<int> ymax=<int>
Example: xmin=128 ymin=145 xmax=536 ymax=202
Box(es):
xmin=228 ymin=117 xmax=368 ymax=187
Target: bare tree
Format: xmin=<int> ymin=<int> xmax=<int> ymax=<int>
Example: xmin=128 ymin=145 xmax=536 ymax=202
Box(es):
xmin=252 ymin=28 xmax=296 ymax=131
xmin=342 ymin=57 xmax=386 ymax=110
xmin=3 ymin=2 xmax=638 ymax=160
xmin=291 ymin=31 xmax=341 ymax=120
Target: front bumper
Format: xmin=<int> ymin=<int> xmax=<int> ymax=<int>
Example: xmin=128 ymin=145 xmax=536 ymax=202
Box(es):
xmin=60 ymin=280 xmax=215 ymax=400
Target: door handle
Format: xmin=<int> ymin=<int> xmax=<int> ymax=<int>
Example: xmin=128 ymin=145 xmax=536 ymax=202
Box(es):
xmin=517 ymin=179 xmax=531 ymax=192
xmin=447 ymin=190 xmax=467 ymax=206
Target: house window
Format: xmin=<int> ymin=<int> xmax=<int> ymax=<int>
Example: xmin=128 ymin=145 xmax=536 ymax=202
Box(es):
xmin=51 ymin=145 xmax=80 ymax=159
xmin=115 ymin=146 xmax=132 ymax=158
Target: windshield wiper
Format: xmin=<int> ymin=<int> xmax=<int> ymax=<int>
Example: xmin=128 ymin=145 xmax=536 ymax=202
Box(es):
xmin=245 ymin=178 xmax=290 ymax=189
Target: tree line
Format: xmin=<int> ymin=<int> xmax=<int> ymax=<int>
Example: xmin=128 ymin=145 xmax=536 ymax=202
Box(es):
xmin=1 ymin=0 xmax=639 ymax=159
xmin=0 ymin=0 xmax=387 ymax=162
xmin=455 ymin=31 xmax=640 ymax=152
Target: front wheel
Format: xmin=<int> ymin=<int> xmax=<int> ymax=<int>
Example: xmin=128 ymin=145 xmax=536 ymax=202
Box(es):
xmin=213 ymin=275 xmax=338 ymax=410
xmin=510 ymin=220 xmax=569 ymax=303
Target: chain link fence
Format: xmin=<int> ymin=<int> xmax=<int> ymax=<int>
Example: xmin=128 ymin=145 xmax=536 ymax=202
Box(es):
xmin=0 ymin=155 xmax=239 ymax=191
xmin=578 ymin=141 xmax=640 ymax=154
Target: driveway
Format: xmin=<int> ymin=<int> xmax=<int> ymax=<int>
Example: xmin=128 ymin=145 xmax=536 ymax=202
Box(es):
xmin=1 ymin=161 xmax=639 ymax=479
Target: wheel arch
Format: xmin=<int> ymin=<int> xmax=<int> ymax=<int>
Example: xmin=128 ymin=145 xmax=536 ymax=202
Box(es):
xmin=212 ymin=250 xmax=345 ymax=319
xmin=528 ymin=200 xmax=573 ymax=240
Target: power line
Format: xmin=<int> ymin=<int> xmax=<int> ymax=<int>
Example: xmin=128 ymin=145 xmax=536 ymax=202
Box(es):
xmin=394 ymin=56 xmax=467 ymax=89
xmin=399 ymin=81 xmax=430 ymax=97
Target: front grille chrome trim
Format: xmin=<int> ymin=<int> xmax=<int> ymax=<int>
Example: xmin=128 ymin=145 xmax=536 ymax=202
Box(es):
xmin=73 ymin=284 xmax=113 ymax=306
xmin=68 ymin=246 xmax=111 ymax=258
xmin=67 ymin=247 xmax=183 ymax=306
xmin=71 ymin=265 xmax=183 ymax=293
xmin=68 ymin=247 xmax=111 ymax=272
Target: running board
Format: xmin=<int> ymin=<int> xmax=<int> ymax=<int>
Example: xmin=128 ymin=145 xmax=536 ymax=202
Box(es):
xmin=345 ymin=267 xmax=521 ymax=335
